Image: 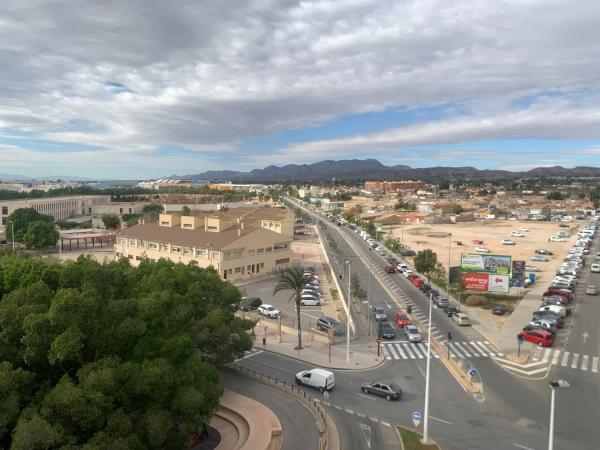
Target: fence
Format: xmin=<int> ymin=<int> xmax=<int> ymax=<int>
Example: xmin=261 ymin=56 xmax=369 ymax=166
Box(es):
xmin=225 ymin=363 xmax=339 ymax=450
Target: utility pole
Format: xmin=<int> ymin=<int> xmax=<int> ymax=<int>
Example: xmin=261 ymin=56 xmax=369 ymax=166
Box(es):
xmin=447 ymin=232 xmax=452 ymax=295
xmin=346 ymin=260 xmax=352 ymax=364
xmin=423 ymin=291 xmax=433 ymax=444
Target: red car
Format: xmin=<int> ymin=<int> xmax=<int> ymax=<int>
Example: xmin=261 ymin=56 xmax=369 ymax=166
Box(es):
xmin=394 ymin=312 xmax=412 ymax=328
xmin=518 ymin=329 xmax=553 ymax=347
xmin=543 ymin=289 xmax=573 ymax=303
xmin=385 ymin=265 xmax=396 ymax=273
xmin=407 ymin=275 xmax=424 ymax=287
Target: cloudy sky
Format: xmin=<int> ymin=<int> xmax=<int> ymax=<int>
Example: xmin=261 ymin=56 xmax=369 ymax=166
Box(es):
xmin=1 ymin=0 xmax=600 ymax=179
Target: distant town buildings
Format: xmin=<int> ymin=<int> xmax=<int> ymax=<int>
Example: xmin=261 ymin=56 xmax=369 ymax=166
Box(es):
xmin=364 ymin=180 xmax=425 ymax=193
xmin=114 ymin=207 xmax=294 ymax=281
xmin=137 ymin=179 xmax=193 ymax=190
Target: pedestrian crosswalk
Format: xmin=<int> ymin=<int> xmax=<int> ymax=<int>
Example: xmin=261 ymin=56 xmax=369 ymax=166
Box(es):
xmin=382 ymin=340 xmax=503 ymax=361
xmin=532 ymin=348 xmax=599 ymax=374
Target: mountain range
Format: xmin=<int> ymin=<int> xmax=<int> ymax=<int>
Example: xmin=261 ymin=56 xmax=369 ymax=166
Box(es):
xmin=174 ymin=159 xmax=600 ymax=183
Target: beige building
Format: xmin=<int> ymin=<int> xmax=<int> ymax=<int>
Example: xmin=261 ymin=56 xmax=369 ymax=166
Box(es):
xmin=0 ymin=195 xmax=111 ymax=232
xmin=114 ymin=207 xmax=295 ymax=281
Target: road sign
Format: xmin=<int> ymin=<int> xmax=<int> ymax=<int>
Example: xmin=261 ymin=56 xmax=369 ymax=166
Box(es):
xmin=517 ymin=334 xmax=524 ymax=344
xmin=376 ymin=337 xmax=382 ymax=343
xmin=411 ymin=411 xmax=422 ymax=427
xmin=469 ymin=368 xmax=477 ymax=378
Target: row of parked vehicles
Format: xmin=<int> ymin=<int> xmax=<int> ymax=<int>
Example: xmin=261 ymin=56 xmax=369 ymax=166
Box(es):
xmin=518 ymin=222 xmax=597 ymax=347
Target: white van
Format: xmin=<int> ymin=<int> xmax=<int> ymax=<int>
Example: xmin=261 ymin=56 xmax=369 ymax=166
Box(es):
xmin=295 ymin=368 xmax=335 ymax=392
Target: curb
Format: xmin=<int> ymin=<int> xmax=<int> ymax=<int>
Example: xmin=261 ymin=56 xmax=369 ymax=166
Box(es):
xmin=258 ymin=346 xmax=388 ymax=371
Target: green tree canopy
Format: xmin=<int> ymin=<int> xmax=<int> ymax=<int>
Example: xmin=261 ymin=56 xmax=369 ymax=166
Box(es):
xmin=22 ymin=221 xmax=59 ymax=249
xmin=142 ymin=203 xmax=165 ymax=223
xmin=547 ymin=191 xmax=565 ymax=200
xmin=394 ymin=200 xmax=416 ymax=211
xmin=451 ymin=204 xmax=464 ymax=215
xmin=101 ymin=213 xmax=120 ymax=230
xmin=6 ymin=208 xmax=54 ymax=242
xmin=182 ymin=205 xmax=191 ymax=215
xmin=0 ymin=254 xmax=252 ymax=449
xmin=413 ymin=249 xmax=438 ymax=282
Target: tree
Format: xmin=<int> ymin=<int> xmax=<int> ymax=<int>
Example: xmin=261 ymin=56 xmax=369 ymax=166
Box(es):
xmin=142 ymin=203 xmax=164 ymax=222
xmin=6 ymin=208 xmax=54 ymax=242
xmin=413 ymin=249 xmax=438 ymax=283
xmin=438 ymin=180 xmax=450 ymax=190
xmin=22 ymin=221 xmax=59 ymax=249
xmin=547 ymin=191 xmax=565 ymax=200
xmin=101 ymin=213 xmax=120 ymax=230
xmin=364 ymin=221 xmax=377 ymax=238
xmin=384 ymin=237 xmax=402 ymax=254
xmin=182 ymin=205 xmax=191 ymax=215
xmin=451 ymin=204 xmax=464 ymax=215
xmin=394 ymin=200 xmax=416 ymax=211
xmin=0 ymin=255 xmax=252 ymax=449
xmin=273 ymin=266 xmax=306 ymax=350
xmin=477 ymin=189 xmax=489 ymax=196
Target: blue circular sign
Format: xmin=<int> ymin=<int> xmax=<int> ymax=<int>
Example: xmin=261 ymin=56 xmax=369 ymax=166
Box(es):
xmin=411 ymin=411 xmax=422 ymax=421
xmin=469 ymin=368 xmax=477 ymax=378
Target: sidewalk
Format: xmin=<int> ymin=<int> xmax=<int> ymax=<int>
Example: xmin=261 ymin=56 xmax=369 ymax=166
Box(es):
xmin=254 ymin=329 xmax=385 ymax=370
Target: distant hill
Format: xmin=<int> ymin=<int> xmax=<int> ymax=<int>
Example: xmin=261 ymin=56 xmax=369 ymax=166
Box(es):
xmin=175 ymin=159 xmax=600 ymax=183
xmin=0 ymin=173 xmax=31 ymax=181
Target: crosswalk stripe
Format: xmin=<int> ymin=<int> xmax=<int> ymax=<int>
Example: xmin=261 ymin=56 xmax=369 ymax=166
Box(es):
xmin=387 ymin=344 xmax=399 ymax=359
xmin=454 ymin=342 xmax=472 ymax=357
xmin=382 ymin=345 xmax=392 ymax=360
xmin=412 ymin=344 xmax=424 ymax=358
xmin=404 ymin=344 xmax=417 ymax=359
xmin=571 ymin=353 xmax=579 ymax=369
xmin=532 ymin=347 xmax=543 ymax=361
xmin=417 ymin=343 xmax=430 ymax=358
xmin=450 ymin=343 xmax=465 ymax=359
xmin=581 ymin=355 xmax=589 ymax=371
xmin=542 ymin=349 xmax=551 ymax=363
xmin=394 ymin=343 xmax=407 ymax=359
xmin=472 ymin=341 xmax=492 ymax=357
xmin=551 ymin=350 xmax=561 ymax=365
xmin=561 ymin=351 xmax=570 ymax=367
xmin=466 ymin=342 xmax=482 ymax=357
xmin=592 ymin=357 xmax=599 ymax=373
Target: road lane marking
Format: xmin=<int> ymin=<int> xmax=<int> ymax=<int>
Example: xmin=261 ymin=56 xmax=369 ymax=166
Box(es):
xmin=512 ymin=443 xmax=536 ymax=450
xmin=369 ymin=417 xmax=378 ymax=422
xmin=429 ymin=416 xmax=453 ymax=425
xmin=571 ymin=353 xmax=579 ymax=369
xmin=472 ymin=341 xmax=493 ymax=357
xmin=455 ymin=342 xmax=472 ymax=357
xmin=542 ymin=349 xmax=551 ymax=363
xmin=592 ymin=357 xmax=599 ymax=373
xmin=561 ymin=351 xmax=570 ymax=367
xmin=394 ymin=343 xmax=407 ymax=359
xmin=324 ymin=402 xmax=331 ymax=406
xmin=411 ymin=344 xmax=424 ymax=358
xmin=381 ymin=421 xmax=391 ymax=427
xmin=551 ymin=350 xmax=561 ymax=365
xmin=345 ymin=408 xmax=354 ymax=415
xmin=357 ymin=393 xmax=376 ymax=401
xmin=357 ymin=412 xmax=366 ymax=418
xmin=387 ymin=344 xmax=399 ymax=359
xmin=466 ymin=342 xmax=482 ymax=357
xmin=382 ymin=345 xmax=391 ymax=360
xmin=334 ymin=405 xmax=343 ymax=410
xmin=581 ymin=355 xmax=589 ymax=371
xmin=404 ymin=344 xmax=417 ymax=359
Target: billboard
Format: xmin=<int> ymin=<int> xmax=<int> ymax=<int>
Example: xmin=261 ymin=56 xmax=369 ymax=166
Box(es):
xmin=461 ymin=253 xmax=512 ymax=275
xmin=462 ymin=273 xmax=510 ymax=292
xmin=512 ymin=260 xmax=526 ymax=280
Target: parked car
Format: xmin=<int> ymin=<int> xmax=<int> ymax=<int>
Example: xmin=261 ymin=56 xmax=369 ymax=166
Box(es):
xmin=385 ymin=265 xmax=396 ymax=273
xmin=317 ymin=316 xmax=345 ymax=335
xmin=501 ymin=239 xmax=516 ymax=245
xmin=295 ymin=368 xmax=335 ymax=392
xmin=419 ymin=284 xmax=432 ymax=293
xmin=446 ymin=306 xmax=460 ymax=317
xmin=404 ymin=324 xmax=422 ymax=343
xmin=585 ymin=285 xmax=598 ymax=295
xmin=299 ymin=297 xmax=322 ymax=306
xmin=538 ymin=304 xmax=568 ymax=317
xmin=532 ymin=311 xmax=564 ymax=328
xmin=492 ymin=304 xmax=508 ymax=315
xmin=530 ymin=255 xmax=549 ymax=262
xmin=535 ymin=249 xmax=554 ymax=255
xmin=549 ymin=236 xmax=566 ymax=242
xmin=524 ymin=265 xmax=539 ymax=272
xmin=239 ymin=296 xmax=262 ymax=311
xmin=518 ymin=329 xmax=553 ymax=347
xmin=360 ymin=382 xmax=402 ymax=401
xmin=373 ymin=307 xmax=387 ymax=322
xmin=511 ymin=231 xmax=525 ymax=237
xmin=394 ymin=312 xmax=412 ymax=328
xmin=434 ymin=296 xmax=449 ymax=309
xmin=543 ymin=289 xmax=573 ymax=303
xmin=378 ymin=321 xmax=396 ymax=339
xmin=523 ymin=324 xmax=556 ymax=337
xmin=591 ymin=264 xmax=600 ymax=273
xmin=257 ymin=304 xmax=280 ymax=319
xmin=475 ymin=246 xmax=490 ymax=253
xmin=408 ymin=275 xmax=424 ymax=287
xmin=452 ymin=312 xmax=471 ymax=326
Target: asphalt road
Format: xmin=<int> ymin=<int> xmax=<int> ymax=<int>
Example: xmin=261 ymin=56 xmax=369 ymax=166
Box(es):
xmin=220 ymin=370 xmax=319 ymax=450
xmin=286 ymin=197 xmax=600 ymax=449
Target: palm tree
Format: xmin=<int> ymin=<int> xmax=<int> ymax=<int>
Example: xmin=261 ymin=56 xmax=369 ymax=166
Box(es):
xmin=273 ymin=265 xmax=306 ymax=350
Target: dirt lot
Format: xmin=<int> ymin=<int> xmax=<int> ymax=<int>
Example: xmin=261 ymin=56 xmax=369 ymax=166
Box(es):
xmin=387 ymin=220 xmax=583 ymax=287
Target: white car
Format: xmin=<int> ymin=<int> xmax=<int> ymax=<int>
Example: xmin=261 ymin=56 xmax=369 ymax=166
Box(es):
xmin=591 ymin=264 xmax=600 ymax=273
xmin=518 ymin=228 xmax=529 ymax=232
xmin=511 ymin=231 xmax=525 ymax=237
xmin=549 ymin=236 xmax=566 ymax=242
xmin=257 ymin=304 xmax=280 ymax=319
xmin=525 ymin=265 xmax=538 ymax=272
xmin=501 ymin=239 xmax=516 ymax=245
xmin=299 ymin=297 xmax=322 ymax=306
xmin=402 ymin=269 xmax=414 ymax=277
xmin=475 ymin=246 xmax=490 ymax=253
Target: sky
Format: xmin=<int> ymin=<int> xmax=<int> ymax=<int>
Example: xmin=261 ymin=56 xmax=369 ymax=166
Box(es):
xmin=1 ymin=0 xmax=600 ymax=179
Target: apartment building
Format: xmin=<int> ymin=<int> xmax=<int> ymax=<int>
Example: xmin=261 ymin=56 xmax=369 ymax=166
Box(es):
xmin=114 ymin=207 xmax=295 ymax=281
xmin=364 ymin=180 xmax=425 ymax=193
xmin=0 ymin=195 xmax=111 ymax=232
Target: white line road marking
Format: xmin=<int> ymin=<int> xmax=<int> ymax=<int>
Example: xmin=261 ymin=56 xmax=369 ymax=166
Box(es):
xmin=592 ymin=357 xmax=599 ymax=373
xmin=455 ymin=342 xmax=472 ymax=357
xmin=429 ymin=416 xmax=453 ymax=425
xmin=357 ymin=412 xmax=366 ymax=418
xmin=381 ymin=421 xmax=391 ymax=427
xmin=512 ymin=443 xmax=537 ymax=450
xmin=571 ymin=353 xmax=580 ymax=369
xmin=382 ymin=345 xmax=391 ymax=360
xmin=500 ymin=365 xmax=549 ymax=376
xmin=387 ymin=344 xmax=399 ymax=359
xmin=404 ymin=344 xmax=417 ymax=359
xmin=581 ymin=355 xmax=589 ymax=371
xmin=345 ymin=409 xmax=354 ymax=415
xmin=561 ymin=351 xmax=570 ymax=367
xmin=466 ymin=342 xmax=482 ymax=357
xmin=542 ymin=349 xmax=551 ymax=363
xmin=369 ymin=417 xmax=378 ymax=422
xmin=334 ymin=405 xmax=343 ymax=410
xmin=450 ymin=343 xmax=464 ymax=359
xmin=324 ymin=402 xmax=331 ymax=406
xmin=236 ymin=350 xmax=264 ymax=361
xmin=551 ymin=350 xmax=561 ymax=365
xmin=357 ymin=393 xmax=376 ymax=401
xmin=411 ymin=344 xmax=424 ymax=358
xmin=394 ymin=343 xmax=407 ymax=359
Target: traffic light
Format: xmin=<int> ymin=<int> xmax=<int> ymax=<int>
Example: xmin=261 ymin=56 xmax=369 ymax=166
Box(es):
xmin=407 ymin=305 xmax=412 ymax=314
xmin=447 ymin=332 xmax=453 ymax=341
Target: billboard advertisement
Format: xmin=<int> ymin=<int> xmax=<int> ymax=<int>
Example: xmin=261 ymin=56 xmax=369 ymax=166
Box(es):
xmin=462 ymin=273 xmax=510 ymax=293
xmin=461 ymin=253 xmax=512 ymax=275
xmin=488 ymin=275 xmax=510 ymax=292
xmin=512 ymin=260 xmax=526 ymax=280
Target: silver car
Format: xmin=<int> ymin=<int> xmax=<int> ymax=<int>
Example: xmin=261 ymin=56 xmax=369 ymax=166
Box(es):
xmin=405 ymin=325 xmax=422 ymax=343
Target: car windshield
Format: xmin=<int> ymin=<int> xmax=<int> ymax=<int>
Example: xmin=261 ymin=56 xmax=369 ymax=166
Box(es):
xmin=407 ymin=327 xmax=419 ymax=334
xmin=389 ymin=383 xmax=400 ymax=391
xmin=375 ymin=308 xmax=384 ymax=314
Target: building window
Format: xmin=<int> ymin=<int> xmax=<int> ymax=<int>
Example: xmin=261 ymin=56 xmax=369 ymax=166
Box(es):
xmin=160 ymin=243 xmax=168 ymax=252
xmin=1 ymin=206 xmax=7 ymax=215
xmin=135 ymin=256 xmax=143 ymax=261
xmin=227 ymin=269 xmax=233 ymax=275
xmin=275 ymin=258 xmax=290 ymax=264
xmin=196 ymin=249 xmax=208 ymax=258
xmin=119 ymin=238 xmax=127 ymax=245
xmin=120 ymin=208 xmax=123 ymax=214
xmin=160 ymin=221 xmax=169 ymax=226
xmin=265 ymin=247 xmax=272 ymax=253
xmin=172 ymin=246 xmax=181 ymax=253
xmin=247 ymin=265 xmax=252 ymax=271
xmin=232 ymin=249 xmax=243 ymax=258
xmin=247 ymin=249 xmax=255 ymax=256
xmin=257 ymin=248 xmax=264 ymax=254
xmin=128 ymin=255 xmax=133 ymax=259
xmin=183 ymin=223 xmax=192 ymax=228
xmin=274 ymin=243 xmax=288 ymax=250
xmin=183 ymin=247 xmax=191 ymax=254
xmin=1 ymin=217 xmax=5 ymax=225
xmin=149 ymin=242 xmax=159 ymax=250
xmin=260 ymin=263 xmax=264 ymax=268
xmin=223 ymin=251 xmax=232 ymax=260
xmin=234 ymin=267 xmax=241 ymax=273
xmin=128 ymin=239 xmax=137 ymax=246
xmin=207 ymin=226 xmax=218 ymax=231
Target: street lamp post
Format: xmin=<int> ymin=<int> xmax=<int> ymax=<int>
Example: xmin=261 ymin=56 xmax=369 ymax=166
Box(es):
xmin=422 ymin=286 xmax=434 ymax=444
xmin=447 ymin=232 xmax=452 ymax=296
xmin=548 ymin=379 xmax=570 ymax=450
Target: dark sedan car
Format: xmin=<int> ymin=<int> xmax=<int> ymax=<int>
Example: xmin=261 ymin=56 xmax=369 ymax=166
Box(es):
xmin=531 ymin=312 xmax=564 ymax=328
xmin=360 ymin=382 xmax=403 ymax=401
xmin=492 ymin=304 xmax=508 ymax=315
xmin=379 ymin=321 xmax=396 ymax=339
xmin=239 ymin=297 xmax=262 ymax=311
xmin=446 ymin=306 xmax=459 ymax=317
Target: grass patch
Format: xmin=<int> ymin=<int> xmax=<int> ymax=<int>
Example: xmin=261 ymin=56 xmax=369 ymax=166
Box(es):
xmin=396 ymin=426 xmax=440 ymax=450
